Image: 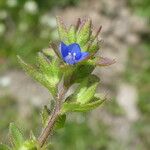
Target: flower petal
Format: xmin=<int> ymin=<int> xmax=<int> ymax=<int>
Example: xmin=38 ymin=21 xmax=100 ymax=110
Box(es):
xmin=68 ymin=43 xmax=82 ymax=59
xmin=68 ymin=43 xmax=81 ymax=54
xmin=64 ymin=55 xmax=76 ymax=65
xmin=76 ymin=52 xmax=89 ymax=62
xmin=60 ymin=42 xmax=69 ymax=57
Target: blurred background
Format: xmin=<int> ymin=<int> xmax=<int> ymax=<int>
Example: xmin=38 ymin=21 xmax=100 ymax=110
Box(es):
xmin=0 ymin=0 xmax=150 ymax=149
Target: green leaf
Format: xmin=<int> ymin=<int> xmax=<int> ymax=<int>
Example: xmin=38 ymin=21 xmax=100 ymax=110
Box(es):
xmin=36 ymin=53 xmax=61 ymax=80
xmin=54 ymin=114 xmax=66 ymax=130
xmin=61 ymin=99 xmax=105 ymax=113
xmin=88 ymin=39 xmax=100 ymax=53
xmin=9 ymin=123 xmax=24 ymax=149
xmin=0 ymin=144 xmax=11 ymax=150
xmin=30 ymin=131 xmax=36 ymax=141
xmin=65 ymin=75 xmax=99 ymax=104
xmin=36 ymin=53 xmax=51 ymax=74
xmin=56 ymin=16 xmax=69 ymax=44
xmin=71 ymin=64 xmax=94 ymax=83
xmin=77 ymin=19 xmax=91 ymax=47
xmin=41 ymin=106 xmax=66 ymax=130
xmin=17 ymin=56 xmax=60 ymax=95
xmin=41 ymin=106 xmax=50 ymax=128
xmin=76 ymin=82 xmax=98 ymax=104
xmin=68 ymin=25 xmax=76 ymax=43
xmin=20 ymin=140 xmax=38 ymax=150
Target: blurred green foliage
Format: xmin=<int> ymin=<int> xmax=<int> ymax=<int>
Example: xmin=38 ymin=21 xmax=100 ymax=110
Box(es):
xmin=0 ymin=96 xmax=17 ymax=142
xmin=126 ymin=2 xmax=150 ymax=149
xmin=0 ymin=0 xmax=79 ymax=68
xmin=52 ymin=116 xmax=112 ymax=150
xmin=128 ymin=0 xmax=150 ymax=18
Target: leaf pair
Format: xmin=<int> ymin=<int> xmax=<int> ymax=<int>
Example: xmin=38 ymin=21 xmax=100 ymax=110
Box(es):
xmin=61 ymin=75 xmax=104 ymax=114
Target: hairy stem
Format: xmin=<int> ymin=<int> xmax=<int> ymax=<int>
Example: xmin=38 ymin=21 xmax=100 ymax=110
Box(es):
xmin=38 ymin=88 xmax=66 ymax=147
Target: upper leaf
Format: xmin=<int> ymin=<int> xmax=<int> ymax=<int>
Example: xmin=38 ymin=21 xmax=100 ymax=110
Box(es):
xmin=17 ymin=56 xmax=61 ymax=96
xmin=9 ymin=123 xmax=24 ymax=149
xmin=68 ymin=25 xmax=76 ymax=44
xmin=77 ymin=19 xmax=91 ymax=47
xmin=56 ymin=16 xmax=69 ymax=44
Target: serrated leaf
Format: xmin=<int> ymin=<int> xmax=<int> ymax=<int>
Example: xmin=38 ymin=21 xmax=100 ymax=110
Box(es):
xmin=77 ymin=19 xmax=91 ymax=47
xmin=36 ymin=53 xmax=51 ymax=74
xmin=66 ymin=75 xmax=99 ymax=104
xmin=17 ymin=56 xmax=60 ymax=95
xmin=0 ymin=144 xmax=11 ymax=150
xmin=54 ymin=114 xmax=66 ymax=130
xmin=76 ymin=82 xmax=98 ymax=104
xmin=61 ymin=99 xmax=105 ymax=113
xmin=9 ymin=123 xmax=24 ymax=149
xmin=36 ymin=53 xmax=61 ymax=79
xmin=41 ymin=106 xmax=50 ymax=127
xmin=71 ymin=63 xmax=94 ymax=83
xmin=82 ymin=41 xmax=91 ymax=52
xmin=68 ymin=25 xmax=76 ymax=43
xmin=56 ymin=16 xmax=69 ymax=44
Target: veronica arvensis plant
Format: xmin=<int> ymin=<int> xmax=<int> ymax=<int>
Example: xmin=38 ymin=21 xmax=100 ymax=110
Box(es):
xmin=0 ymin=17 xmax=115 ymax=150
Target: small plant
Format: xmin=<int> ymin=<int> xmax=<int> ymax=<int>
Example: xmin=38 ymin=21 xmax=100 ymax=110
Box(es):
xmin=0 ymin=17 xmax=115 ymax=150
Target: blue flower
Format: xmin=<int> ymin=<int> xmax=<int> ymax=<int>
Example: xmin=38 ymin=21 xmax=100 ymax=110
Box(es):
xmin=60 ymin=42 xmax=89 ymax=65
